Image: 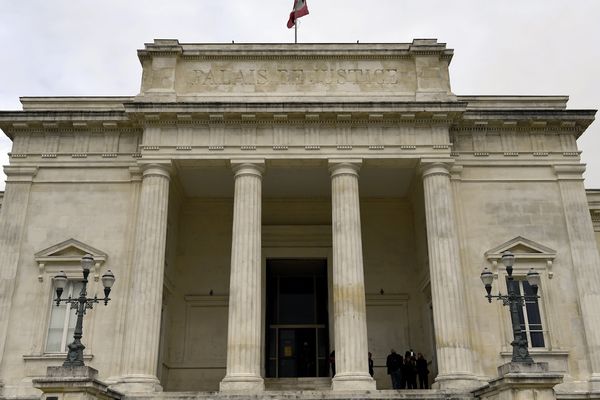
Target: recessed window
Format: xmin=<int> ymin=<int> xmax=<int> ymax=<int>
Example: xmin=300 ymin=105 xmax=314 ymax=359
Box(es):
xmin=506 ymin=278 xmax=545 ymax=348
xmin=46 ymin=281 xmax=83 ymax=353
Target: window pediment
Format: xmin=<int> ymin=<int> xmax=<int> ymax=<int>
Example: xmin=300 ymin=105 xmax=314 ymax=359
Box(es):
xmin=34 ymin=238 xmax=107 ymax=282
xmin=484 ymin=236 xmax=556 ymax=279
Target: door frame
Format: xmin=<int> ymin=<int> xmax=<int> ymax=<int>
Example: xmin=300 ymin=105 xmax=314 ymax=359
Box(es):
xmin=261 ymin=246 xmax=333 ymax=378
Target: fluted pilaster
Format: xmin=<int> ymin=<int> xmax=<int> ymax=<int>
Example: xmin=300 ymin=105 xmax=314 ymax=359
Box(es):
xmin=556 ymin=165 xmax=600 ymax=383
xmin=220 ymin=161 xmax=264 ymax=393
xmin=329 ymin=160 xmax=375 ymax=391
xmin=118 ymin=163 xmax=170 ymax=392
xmin=421 ymin=162 xmax=479 ymax=390
xmin=0 ymin=167 xmax=36 ymax=378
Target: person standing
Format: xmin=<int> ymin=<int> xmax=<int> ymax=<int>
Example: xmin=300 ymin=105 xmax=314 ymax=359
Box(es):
xmin=416 ymin=353 xmax=429 ymax=389
xmin=386 ymin=349 xmax=402 ymax=389
xmin=329 ymin=350 xmax=336 ymax=377
xmin=403 ymin=351 xmax=417 ymax=389
xmin=368 ymin=352 xmax=374 ymax=377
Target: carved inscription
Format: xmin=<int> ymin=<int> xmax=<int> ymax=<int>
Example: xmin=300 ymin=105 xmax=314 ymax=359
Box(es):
xmin=172 ymin=59 xmax=418 ymax=95
xmin=188 ymin=68 xmax=402 ymax=86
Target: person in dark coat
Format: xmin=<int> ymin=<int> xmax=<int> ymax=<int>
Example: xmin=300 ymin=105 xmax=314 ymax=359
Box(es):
xmin=368 ymin=352 xmax=374 ymax=377
xmin=403 ymin=351 xmax=417 ymax=389
xmin=416 ymin=353 xmax=429 ymax=389
xmin=329 ymin=350 xmax=336 ymax=377
xmin=386 ymin=349 xmax=403 ymax=389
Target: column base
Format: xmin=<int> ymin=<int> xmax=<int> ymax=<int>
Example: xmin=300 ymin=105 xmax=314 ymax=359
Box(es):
xmin=219 ymin=374 xmax=264 ymax=393
xmin=110 ymin=374 xmax=162 ymax=393
xmin=332 ymin=373 xmax=376 ymax=391
xmin=432 ymin=373 xmax=487 ymax=391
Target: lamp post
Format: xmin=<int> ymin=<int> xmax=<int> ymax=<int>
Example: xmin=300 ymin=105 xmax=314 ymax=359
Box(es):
xmin=480 ymin=251 xmax=541 ymax=363
xmin=53 ymin=254 xmax=115 ymax=367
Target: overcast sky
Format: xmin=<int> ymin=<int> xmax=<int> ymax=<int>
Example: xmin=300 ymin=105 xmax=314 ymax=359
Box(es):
xmin=0 ymin=0 xmax=598 ymax=190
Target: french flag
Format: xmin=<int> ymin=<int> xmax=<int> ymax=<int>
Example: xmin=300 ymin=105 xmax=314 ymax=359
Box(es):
xmin=287 ymin=0 xmax=309 ymax=28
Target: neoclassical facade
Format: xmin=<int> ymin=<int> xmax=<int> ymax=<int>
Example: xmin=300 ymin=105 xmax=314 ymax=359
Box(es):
xmin=0 ymin=39 xmax=599 ymax=399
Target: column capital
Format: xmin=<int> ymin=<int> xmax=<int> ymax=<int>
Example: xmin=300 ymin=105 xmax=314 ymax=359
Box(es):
xmin=140 ymin=162 xmax=172 ymax=180
xmin=420 ymin=160 xmax=453 ymax=179
xmin=329 ymin=159 xmax=362 ymax=178
xmin=231 ymin=160 xmax=265 ymax=178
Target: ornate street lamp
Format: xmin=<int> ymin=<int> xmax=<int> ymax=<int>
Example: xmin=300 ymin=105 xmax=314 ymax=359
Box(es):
xmin=480 ymin=250 xmax=540 ymax=363
xmin=53 ymin=254 xmax=115 ymax=367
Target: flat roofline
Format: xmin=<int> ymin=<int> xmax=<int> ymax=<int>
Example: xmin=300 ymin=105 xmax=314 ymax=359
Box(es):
xmin=20 ymin=97 xmax=135 ymax=112
xmin=20 ymin=96 xmax=135 ymax=101
xmin=138 ymin=38 xmax=454 ymax=63
xmin=145 ymin=38 xmax=444 ymax=47
xmin=458 ymin=95 xmax=571 ymax=110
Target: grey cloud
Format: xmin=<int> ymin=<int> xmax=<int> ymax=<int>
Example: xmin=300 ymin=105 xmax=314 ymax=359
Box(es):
xmin=0 ymin=0 xmax=598 ymax=189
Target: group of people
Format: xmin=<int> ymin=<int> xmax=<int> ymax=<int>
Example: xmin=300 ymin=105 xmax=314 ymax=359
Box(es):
xmin=328 ymin=349 xmax=430 ymax=390
xmin=386 ymin=349 xmax=429 ymax=389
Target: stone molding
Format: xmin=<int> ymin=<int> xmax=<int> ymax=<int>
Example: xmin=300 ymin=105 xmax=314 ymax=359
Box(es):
xmin=34 ymin=366 xmax=123 ymax=400
xmin=230 ymin=159 xmax=265 ymax=178
xmin=138 ymin=39 xmax=454 ymax=61
xmin=3 ymin=166 xmax=37 ymax=182
xmin=141 ymin=162 xmax=172 ymax=180
xmin=419 ymin=161 xmax=453 ymax=178
xmin=328 ymin=159 xmax=362 ymax=177
xmin=34 ymin=238 xmax=108 ymax=282
xmin=553 ymin=164 xmax=586 ymax=181
xmin=365 ymin=293 xmax=409 ymax=306
xmin=184 ymin=295 xmax=228 ymax=307
xmin=262 ymin=225 xmax=331 ymax=248
xmin=485 ymin=236 xmax=557 ymax=279
xmin=473 ymin=362 xmax=563 ymax=400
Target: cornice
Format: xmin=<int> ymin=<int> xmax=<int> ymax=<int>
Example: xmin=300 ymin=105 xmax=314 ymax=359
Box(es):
xmin=138 ymin=39 xmax=454 ymax=63
xmin=9 ymin=127 xmax=141 ymax=134
xmin=179 ymin=54 xmax=416 ymax=61
xmin=453 ymin=109 xmax=595 ymax=138
xmin=451 ymin=126 xmax=581 ymax=134
xmin=125 ymin=100 xmax=466 ymax=113
xmin=0 ymin=101 xmax=594 ymax=140
xmin=138 ymin=118 xmax=455 ymax=127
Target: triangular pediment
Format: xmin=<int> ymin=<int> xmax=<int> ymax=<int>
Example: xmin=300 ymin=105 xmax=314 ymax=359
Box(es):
xmin=34 ymin=238 xmax=107 ymax=263
xmin=485 ymin=236 xmax=556 ymax=261
xmin=34 ymin=238 xmax=108 ymax=282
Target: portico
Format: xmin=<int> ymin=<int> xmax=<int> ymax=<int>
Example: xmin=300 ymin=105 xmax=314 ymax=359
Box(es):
xmin=146 ymin=157 xmax=443 ymax=392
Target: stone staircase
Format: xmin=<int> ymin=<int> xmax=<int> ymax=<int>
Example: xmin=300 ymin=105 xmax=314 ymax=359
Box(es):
xmin=129 ymin=387 xmax=475 ymax=400
xmin=264 ymin=378 xmax=332 ymax=391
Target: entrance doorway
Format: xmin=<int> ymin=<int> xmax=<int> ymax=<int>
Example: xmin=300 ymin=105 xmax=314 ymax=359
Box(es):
xmin=265 ymin=259 xmax=329 ymax=378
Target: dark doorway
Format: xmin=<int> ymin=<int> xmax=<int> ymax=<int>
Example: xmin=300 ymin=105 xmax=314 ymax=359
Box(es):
xmin=265 ymin=259 xmax=329 ymax=378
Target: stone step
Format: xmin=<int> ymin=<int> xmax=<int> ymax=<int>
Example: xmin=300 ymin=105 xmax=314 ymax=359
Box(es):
xmin=264 ymin=377 xmax=332 ymax=390
xmin=129 ymin=389 xmax=475 ymax=400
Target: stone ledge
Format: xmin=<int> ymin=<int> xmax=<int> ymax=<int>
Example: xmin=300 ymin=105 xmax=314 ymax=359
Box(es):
xmin=33 ymin=366 xmax=123 ymax=400
xmin=473 ymin=362 xmax=563 ymax=400
xmin=126 ymin=390 xmax=473 ymax=400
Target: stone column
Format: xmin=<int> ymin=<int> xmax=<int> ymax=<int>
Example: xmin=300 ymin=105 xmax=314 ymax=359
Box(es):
xmin=555 ymin=165 xmax=600 ymax=384
xmin=117 ymin=163 xmax=170 ymax=392
xmin=0 ymin=167 xmax=37 ymax=381
xmin=421 ymin=162 xmax=479 ymax=390
xmin=329 ymin=160 xmax=375 ymax=391
xmin=220 ymin=161 xmax=265 ymax=393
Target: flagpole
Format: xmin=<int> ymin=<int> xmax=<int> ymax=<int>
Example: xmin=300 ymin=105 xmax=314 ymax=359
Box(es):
xmin=295 ymin=19 xmax=298 ymax=43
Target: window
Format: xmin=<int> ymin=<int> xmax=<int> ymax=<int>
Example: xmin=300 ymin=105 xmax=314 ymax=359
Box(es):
xmin=506 ymin=278 xmax=545 ymax=348
xmin=46 ymin=281 xmax=83 ymax=353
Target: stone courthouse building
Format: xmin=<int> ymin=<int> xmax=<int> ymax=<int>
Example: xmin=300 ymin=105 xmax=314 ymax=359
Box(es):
xmin=0 ymin=39 xmax=599 ymax=399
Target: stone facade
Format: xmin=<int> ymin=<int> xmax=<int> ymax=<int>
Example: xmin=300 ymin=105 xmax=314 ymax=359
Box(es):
xmin=0 ymin=39 xmax=598 ymax=399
